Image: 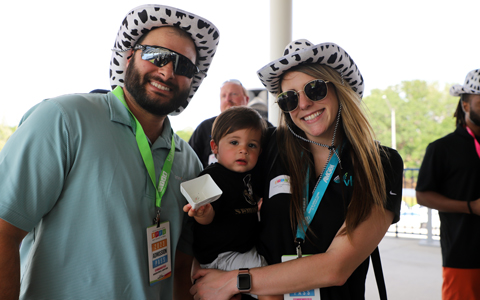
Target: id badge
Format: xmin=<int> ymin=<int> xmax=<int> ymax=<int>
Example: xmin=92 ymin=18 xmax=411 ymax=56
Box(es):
xmin=146 ymin=221 xmax=171 ymax=286
xmin=282 ymin=255 xmax=321 ymax=300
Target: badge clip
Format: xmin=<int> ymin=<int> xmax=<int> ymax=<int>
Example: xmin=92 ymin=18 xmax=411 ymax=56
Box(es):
xmin=153 ymin=209 xmax=161 ymax=227
xmin=295 ymin=238 xmax=303 ymax=258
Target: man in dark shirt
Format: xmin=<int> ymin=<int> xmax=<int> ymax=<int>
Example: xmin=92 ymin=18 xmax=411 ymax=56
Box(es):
xmin=416 ymin=69 xmax=480 ymax=300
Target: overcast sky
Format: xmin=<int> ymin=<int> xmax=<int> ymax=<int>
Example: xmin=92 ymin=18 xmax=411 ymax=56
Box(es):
xmin=1 ymin=0 xmax=478 ymax=130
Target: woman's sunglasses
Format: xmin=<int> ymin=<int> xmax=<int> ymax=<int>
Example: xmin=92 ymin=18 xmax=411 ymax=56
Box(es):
xmin=133 ymin=44 xmax=199 ymax=78
xmin=276 ymin=79 xmax=330 ymax=112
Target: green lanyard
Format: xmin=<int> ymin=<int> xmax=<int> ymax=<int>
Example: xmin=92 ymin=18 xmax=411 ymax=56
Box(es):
xmin=113 ymin=87 xmax=175 ymax=213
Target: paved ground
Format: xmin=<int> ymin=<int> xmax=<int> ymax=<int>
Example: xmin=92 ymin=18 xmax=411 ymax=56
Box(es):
xmin=365 ymin=235 xmax=442 ymax=299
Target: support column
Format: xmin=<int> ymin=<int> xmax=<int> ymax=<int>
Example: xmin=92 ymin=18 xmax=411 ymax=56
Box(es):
xmin=268 ymin=0 xmax=292 ymax=126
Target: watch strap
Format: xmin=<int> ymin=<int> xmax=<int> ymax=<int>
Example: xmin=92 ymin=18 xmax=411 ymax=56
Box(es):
xmin=239 ymin=268 xmax=250 ymax=274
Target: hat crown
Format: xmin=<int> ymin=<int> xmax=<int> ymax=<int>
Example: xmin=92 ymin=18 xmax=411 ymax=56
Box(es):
xmin=257 ymin=39 xmax=364 ymax=100
xmin=283 ymin=39 xmax=313 ymax=55
xmin=450 ymin=69 xmax=480 ymax=96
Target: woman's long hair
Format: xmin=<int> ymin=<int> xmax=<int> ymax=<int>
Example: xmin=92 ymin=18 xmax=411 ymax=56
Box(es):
xmin=276 ymin=64 xmax=387 ymax=239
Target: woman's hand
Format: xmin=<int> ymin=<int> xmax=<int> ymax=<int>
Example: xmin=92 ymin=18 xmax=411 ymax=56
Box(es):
xmin=190 ymin=268 xmax=239 ymax=300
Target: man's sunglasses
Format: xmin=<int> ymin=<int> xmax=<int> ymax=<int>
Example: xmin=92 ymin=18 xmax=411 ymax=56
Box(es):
xmin=276 ymin=79 xmax=330 ymax=112
xmin=133 ymin=44 xmax=199 ymax=78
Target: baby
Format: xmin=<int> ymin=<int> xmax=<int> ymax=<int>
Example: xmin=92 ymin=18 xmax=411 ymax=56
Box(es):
xmin=184 ymin=106 xmax=280 ymax=299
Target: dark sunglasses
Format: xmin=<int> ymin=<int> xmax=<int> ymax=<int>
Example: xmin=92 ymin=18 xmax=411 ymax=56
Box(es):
xmin=133 ymin=44 xmax=199 ymax=78
xmin=276 ymin=79 xmax=330 ymax=112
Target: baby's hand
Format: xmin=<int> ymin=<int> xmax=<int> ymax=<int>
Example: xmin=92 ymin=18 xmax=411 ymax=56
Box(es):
xmin=183 ymin=203 xmax=212 ymax=217
xmin=183 ymin=203 xmax=214 ymax=225
xmin=183 ymin=203 xmax=193 ymax=214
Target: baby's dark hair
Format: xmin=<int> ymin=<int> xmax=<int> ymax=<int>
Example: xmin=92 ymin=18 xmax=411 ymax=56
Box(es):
xmin=211 ymin=106 xmax=268 ymax=146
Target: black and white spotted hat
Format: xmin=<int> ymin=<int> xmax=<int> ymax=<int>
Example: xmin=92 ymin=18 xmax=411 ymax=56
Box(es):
xmin=110 ymin=4 xmax=220 ymax=115
xmin=450 ymin=69 xmax=480 ymax=97
xmin=257 ymin=39 xmax=364 ymax=99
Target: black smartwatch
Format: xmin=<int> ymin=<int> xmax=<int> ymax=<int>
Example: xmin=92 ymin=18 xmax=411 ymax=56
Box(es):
xmin=237 ymin=268 xmax=251 ymax=292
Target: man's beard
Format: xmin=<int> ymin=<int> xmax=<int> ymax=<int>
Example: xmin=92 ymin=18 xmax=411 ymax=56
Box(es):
xmin=124 ymin=56 xmax=190 ymax=116
xmin=469 ymin=107 xmax=480 ymax=127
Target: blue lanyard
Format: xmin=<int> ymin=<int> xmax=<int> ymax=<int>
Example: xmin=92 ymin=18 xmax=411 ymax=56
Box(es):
xmin=295 ymin=143 xmax=344 ymax=257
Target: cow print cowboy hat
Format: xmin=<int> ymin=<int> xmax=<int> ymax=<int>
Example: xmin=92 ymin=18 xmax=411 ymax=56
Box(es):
xmin=257 ymin=39 xmax=364 ymax=100
xmin=110 ymin=4 xmax=220 ymax=115
xmin=450 ymin=69 xmax=480 ymax=97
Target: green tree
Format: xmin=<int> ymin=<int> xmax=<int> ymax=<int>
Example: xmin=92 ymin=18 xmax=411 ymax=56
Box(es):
xmin=364 ymin=80 xmax=458 ymax=168
xmin=1 ymin=125 xmax=194 ymax=151
xmin=0 ymin=124 xmax=17 ymax=151
xmin=176 ymin=127 xmax=194 ymax=142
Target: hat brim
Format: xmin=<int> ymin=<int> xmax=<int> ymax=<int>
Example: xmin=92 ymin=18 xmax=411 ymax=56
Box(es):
xmin=450 ymin=84 xmax=467 ymax=97
xmin=110 ymin=4 xmax=220 ymax=115
xmin=257 ymin=42 xmax=364 ymax=100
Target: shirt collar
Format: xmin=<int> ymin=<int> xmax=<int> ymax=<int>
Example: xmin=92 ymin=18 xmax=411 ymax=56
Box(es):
xmin=455 ymin=125 xmax=473 ymax=139
xmin=108 ymin=87 xmax=181 ymax=151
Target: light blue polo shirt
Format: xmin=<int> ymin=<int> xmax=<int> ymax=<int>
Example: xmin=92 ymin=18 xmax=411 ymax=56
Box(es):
xmin=0 ymin=90 xmax=202 ymax=299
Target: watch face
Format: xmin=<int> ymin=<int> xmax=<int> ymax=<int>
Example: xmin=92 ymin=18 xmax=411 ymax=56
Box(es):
xmin=237 ymin=273 xmax=251 ymax=290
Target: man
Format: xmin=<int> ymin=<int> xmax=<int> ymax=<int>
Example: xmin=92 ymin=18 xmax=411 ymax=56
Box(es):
xmin=188 ymin=79 xmax=250 ymax=168
xmin=0 ymin=4 xmax=219 ymax=300
xmin=416 ymin=69 xmax=480 ymax=300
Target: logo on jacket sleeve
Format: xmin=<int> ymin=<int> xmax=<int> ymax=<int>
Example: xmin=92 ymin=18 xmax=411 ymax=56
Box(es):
xmin=334 ymin=172 xmax=353 ymax=186
xmin=343 ymin=172 xmax=353 ymax=186
xmin=269 ymin=175 xmax=291 ymax=198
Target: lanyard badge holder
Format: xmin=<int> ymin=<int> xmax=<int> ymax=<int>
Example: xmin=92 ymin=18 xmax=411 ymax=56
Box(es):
xmin=114 ymin=87 xmax=175 ymax=285
xmin=282 ymin=145 xmax=342 ymax=300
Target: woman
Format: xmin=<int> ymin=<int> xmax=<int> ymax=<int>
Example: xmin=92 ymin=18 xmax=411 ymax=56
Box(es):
xmin=190 ymin=39 xmax=404 ymax=300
